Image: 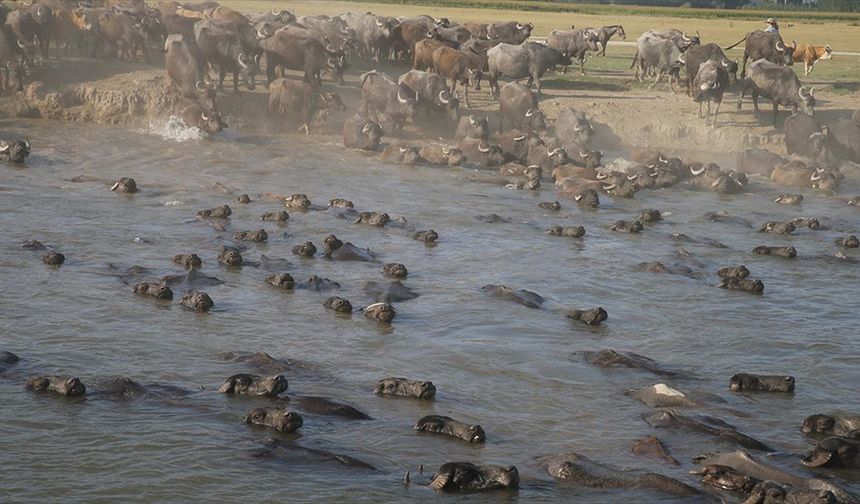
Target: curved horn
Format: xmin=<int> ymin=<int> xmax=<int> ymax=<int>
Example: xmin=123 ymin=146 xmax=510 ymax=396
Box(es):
xmin=596 ymin=171 xmax=608 ymax=180
xmin=201 ymin=111 xmax=210 ymax=121
xmin=257 ymin=25 xmax=265 ymax=38
xmin=627 ymin=174 xmax=639 ymax=181
xmin=573 ymin=125 xmax=583 ymax=132
xmin=682 ymin=31 xmax=690 ymax=42
xmin=327 ymin=57 xmax=337 ymax=68
xmin=810 ymin=86 xmax=815 ymax=96
xmin=477 ymin=142 xmax=490 ymax=153
xmin=658 ymin=155 xmax=668 ymax=163
xmin=271 ymin=8 xmax=278 ymax=15
xmin=17 ymin=38 xmax=25 ymax=49
xmin=574 ymin=194 xmax=583 ymax=201
xmin=721 ymin=58 xmax=730 ymax=67
xmin=514 ymin=135 xmax=526 ymax=141
xmin=776 ymin=40 xmax=785 ymax=51
xmin=438 ymin=90 xmax=449 ymax=104
xmin=679 ymin=53 xmax=685 ymax=64
xmin=711 ymin=177 xmax=723 ymax=187
xmin=426 ymin=30 xmax=434 ymax=38
xmin=798 ymin=86 xmax=806 ymax=98
xmin=579 ymin=150 xmax=589 ymax=158
xmin=397 ymin=88 xmax=409 ymax=103
xmin=525 ymin=108 xmax=534 ymax=117
xmin=237 ymin=53 xmax=249 ymax=69
xmin=602 ymin=183 xmax=616 ymax=191
xmin=376 ymin=19 xmax=383 ymax=27
xmin=399 ymin=147 xmax=407 ymax=153
xmin=690 ymin=165 xmax=706 ymax=176
xmin=515 ymin=23 xmax=523 ymax=30
xmin=0 ymin=144 xmax=8 ymax=153
xmin=810 ymin=171 xmax=821 ymax=181
xmin=441 ymin=146 xmax=450 ymax=154
xmin=326 ymin=43 xmax=334 ymax=52
xmin=548 ymin=148 xmax=562 ymax=156
xmin=24 ymin=138 xmax=30 ymax=151
xmin=196 ymin=80 xmax=206 ymax=91
xmin=361 ymin=123 xmax=373 ymax=134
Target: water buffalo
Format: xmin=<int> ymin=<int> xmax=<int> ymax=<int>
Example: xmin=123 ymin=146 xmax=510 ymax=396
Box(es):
xmin=726 ymin=30 xmax=795 ymax=78
xmin=692 ymin=59 xmax=729 ymax=127
xmin=6 ymin=9 xmax=41 ymax=65
xmin=459 ymin=38 xmax=497 ymax=86
xmin=411 ymin=38 xmax=450 ymax=71
xmin=342 ymin=113 xmax=382 ymax=151
xmin=730 ymin=373 xmax=795 ymax=392
xmin=499 ymin=82 xmax=545 ymax=133
xmin=0 ymin=138 xmax=30 ymax=163
xmin=487 ymin=41 xmax=571 ymax=97
xmin=454 ymin=114 xmax=489 ymax=141
xmin=546 ymin=27 xmax=599 ymax=74
xmin=261 ymin=31 xmax=344 ymax=86
xmin=398 ymin=69 xmax=459 ymax=122
xmin=415 ymin=415 xmax=485 ymax=443
xmin=180 ymin=104 xmax=226 ymax=134
xmin=360 ymin=70 xmax=416 ymax=133
xmin=27 ymin=1 xmax=53 ymax=60
xmin=194 ymin=19 xmax=257 ymax=91
xmin=738 ymin=58 xmax=814 ymax=125
xmin=97 ymin=9 xmax=150 ymax=61
xmin=634 ymin=33 xmax=683 ymax=91
xmin=267 ymin=78 xmax=345 ymax=134
xmin=374 ymin=377 xmax=436 ymax=399
xmin=432 ymin=45 xmax=479 ymax=107
xmin=381 ymin=144 xmax=420 ymax=166
xmin=418 ymin=144 xmax=465 ymax=166
xmin=682 ymin=43 xmax=738 ymax=94
xmin=457 ymin=138 xmax=505 ymax=167
xmin=784 ymin=113 xmax=830 ymax=162
xmin=826 ymin=111 xmax=860 ymax=163
xmin=0 ymin=29 xmax=23 ymax=92
xmin=487 ymin=21 xmax=532 ymax=44
xmin=347 ymin=12 xmax=396 ymax=63
xmin=462 ymin=22 xmax=489 ymax=40
xmin=588 ymin=25 xmax=626 ymax=57
xmin=554 ymin=107 xmax=594 ymax=146
xmin=27 ymin=375 xmax=86 ymax=396
xmin=165 ymin=35 xmax=215 ymax=109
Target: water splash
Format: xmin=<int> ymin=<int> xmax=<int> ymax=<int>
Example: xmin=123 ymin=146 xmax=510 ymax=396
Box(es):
xmin=146 ymin=115 xmax=205 ymax=142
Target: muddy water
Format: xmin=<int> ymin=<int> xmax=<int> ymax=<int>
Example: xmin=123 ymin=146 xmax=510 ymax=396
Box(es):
xmin=1 ymin=118 xmax=859 ymax=503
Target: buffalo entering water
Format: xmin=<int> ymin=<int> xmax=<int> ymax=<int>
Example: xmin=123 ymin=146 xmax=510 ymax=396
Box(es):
xmin=1 ymin=118 xmax=859 ymax=501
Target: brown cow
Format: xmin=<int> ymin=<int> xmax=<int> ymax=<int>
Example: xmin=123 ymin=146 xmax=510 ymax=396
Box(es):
xmin=431 ymin=46 xmax=478 ymax=107
xmin=792 ymin=43 xmax=832 ymax=76
xmin=412 ymin=38 xmax=448 ymax=71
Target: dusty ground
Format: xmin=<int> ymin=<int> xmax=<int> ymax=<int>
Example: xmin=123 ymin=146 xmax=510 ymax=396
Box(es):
xmin=4 ymin=51 xmax=857 ymax=162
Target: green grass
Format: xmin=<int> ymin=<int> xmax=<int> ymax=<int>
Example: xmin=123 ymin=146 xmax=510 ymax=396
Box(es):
xmin=330 ymin=0 xmax=860 ymax=23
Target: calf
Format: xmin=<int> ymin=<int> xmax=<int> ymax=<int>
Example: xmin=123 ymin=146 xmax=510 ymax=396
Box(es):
xmin=180 ymin=103 xmax=227 ymax=134
xmin=792 ymin=44 xmax=832 ymax=77
xmin=432 ymin=45 xmax=479 ymax=107
xmin=454 ymin=114 xmax=488 ymax=141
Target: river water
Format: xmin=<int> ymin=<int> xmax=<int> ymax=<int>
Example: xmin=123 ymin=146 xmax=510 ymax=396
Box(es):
xmin=1 ymin=117 xmax=859 ymax=503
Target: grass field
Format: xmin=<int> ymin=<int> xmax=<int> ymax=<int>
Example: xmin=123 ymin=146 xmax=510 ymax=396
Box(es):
xmin=220 ymin=0 xmax=860 ymax=87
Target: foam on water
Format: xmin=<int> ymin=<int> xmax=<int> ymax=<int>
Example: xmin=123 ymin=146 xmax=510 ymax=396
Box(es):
xmin=145 ymin=115 xmax=205 ymax=142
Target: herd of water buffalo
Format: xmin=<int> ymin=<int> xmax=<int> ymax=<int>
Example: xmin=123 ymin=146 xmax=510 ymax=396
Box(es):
xmin=2 ymin=0 xmax=860 ymax=500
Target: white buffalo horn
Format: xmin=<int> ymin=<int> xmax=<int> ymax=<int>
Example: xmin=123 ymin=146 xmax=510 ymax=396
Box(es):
xmin=201 ymin=111 xmax=210 ymax=121
xmin=679 ymin=53 xmax=685 ymax=64
xmin=658 ymin=155 xmax=667 ymax=163
xmin=0 ymin=144 xmax=10 ymax=153
xmin=595 ymin=172 xmax=608 ymax=180
xmin=196 ymin=80 xmax=206 ymax=91
xmin=776 ymin=41 xmax=785 ymax=51
xmin=399 ymin=147 xmax=407 ymax=153
xmin=327 ymin=57 xmax=336 ymax=68
xmin=810 ymin=86 xmax=815 ymax=96
xmin=573 ymin=125 xmax=582 ymax=132
xmin=798 ymin=86 xmax=806 ymax=98
xmin=441 ymin=146 xmax=450 ymax=154
xmin=237 ymin=53 xmax=249 ymax=69
xmin=362 ymin=123 xmax=372 ymax=134
xmin=23 ymin=139 xmax=30 ymax=151
xmin=690 ymin=165 xmax=706 ymax=176
xmin=548 ymin=148 xmax=562 ymax=156
xmin=579 ymin=150 xmax=589 ymax=158
xmin=477 ymin=142 xmax=490 ymax=153
xmin=397 ymin=88 xmax=409 ymax=103
xmin=525 ymin=108 xmax=534 ymax=117
xmin=602 ymin=183 xmax=616 ymax=191
xmin=627 ymin=174 xmax=639 ymax=181
xmin=438 ymin=90 xmax=449 ymax=104
xmin=514 ymin=135 xmax=526 ymax=141
xmin=17 ymin=38 xmax=25 ymax=49
xmin=515 ymin=23 xmax=523 ymax=30
xmin=376 ymin=19 xmax=383 ymax=27
xmin=711 ymin=177 xmax=722 ymax=187
xmin=574 ymin=194 xmax=583 ymax=201
xmin=468 ymin=115 xmax=476 ymax=125
xmin=810 ymin=172 xmax=821 ymax=181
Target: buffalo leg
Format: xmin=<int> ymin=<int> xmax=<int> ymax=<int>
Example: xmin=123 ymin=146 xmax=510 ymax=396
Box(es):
xmin=217 ymin=66 xmax=226 ymax=92
xmin=751 ymin=91 xmax=760 ymax=113
xmin=649 ymin=70 xmax=663 ymax=90
xmin=579 ymin=56 xmax=586 ymax=76
xmin=736 ymin=81 xmax=747 ymax=110
xmin=533 ymin=72 xmax=543 ymax=96
xmin=772 ymin=102 xmax=779 ymax=126
xmin=698 ymin=100 xmax=703 ymax=119
xmin=712 ymin=98 xmax=721 ymax=128
xmin=233 ymin=70 xmax=239 ymax=93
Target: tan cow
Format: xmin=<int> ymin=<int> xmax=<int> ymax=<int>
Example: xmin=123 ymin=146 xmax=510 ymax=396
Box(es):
xmin=792 ymin=44 xmax=832 ymax=76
